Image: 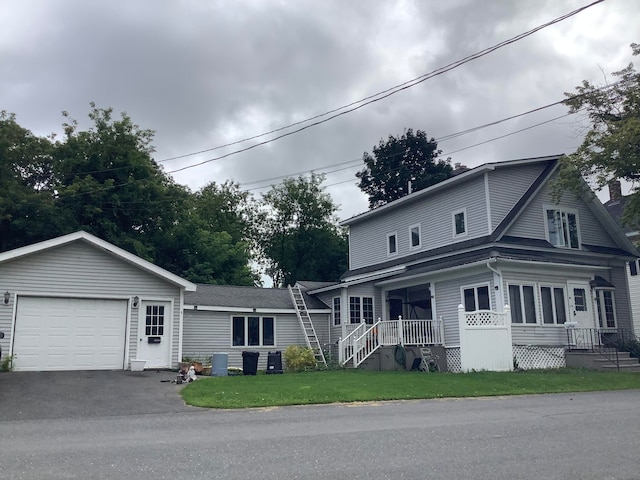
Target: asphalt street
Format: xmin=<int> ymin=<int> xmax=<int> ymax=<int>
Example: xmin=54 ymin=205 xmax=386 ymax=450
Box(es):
xmin=0 ymin=372 xmax=639 ymax=479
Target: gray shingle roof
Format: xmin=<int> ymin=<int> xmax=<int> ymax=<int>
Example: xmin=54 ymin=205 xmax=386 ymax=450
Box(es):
xmin=185 ymin=284 xmax=329 ymax=310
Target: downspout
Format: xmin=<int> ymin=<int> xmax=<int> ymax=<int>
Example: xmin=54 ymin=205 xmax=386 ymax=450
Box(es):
xmin=486 ymin=258 xmax=504 ymax=311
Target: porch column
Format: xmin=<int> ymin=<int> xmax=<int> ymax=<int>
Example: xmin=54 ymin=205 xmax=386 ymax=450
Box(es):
xmin=380 ymin=289 xmax=387 ymax=321
xmin=340 ymin=287 xmax=348 ymax=340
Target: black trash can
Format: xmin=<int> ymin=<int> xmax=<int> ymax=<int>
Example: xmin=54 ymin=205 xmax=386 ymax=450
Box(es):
xmin=266 ymin=351 xmax=283 ymax=374
xmin=242 ymin=351 xmax=260 ymax=375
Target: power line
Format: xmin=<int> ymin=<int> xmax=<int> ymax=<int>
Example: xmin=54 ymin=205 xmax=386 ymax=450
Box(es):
xmin=164 ymin=0 xmax=604 ymax=174
xmin=17 ymin=0 xmax=605 ymax=201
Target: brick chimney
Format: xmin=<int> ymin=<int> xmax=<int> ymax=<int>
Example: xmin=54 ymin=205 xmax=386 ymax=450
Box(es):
xmin=608 ymin=180 xmax=622 ymax=201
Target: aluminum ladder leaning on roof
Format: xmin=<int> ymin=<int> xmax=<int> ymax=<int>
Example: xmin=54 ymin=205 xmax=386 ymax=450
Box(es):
xmin=288 ymin=284 xmax=327 ymax=367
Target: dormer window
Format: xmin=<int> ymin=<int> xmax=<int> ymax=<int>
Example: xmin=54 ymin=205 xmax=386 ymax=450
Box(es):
xmin=453 ymin=209 xmax=467 ymax=237
xmin=545 ymin=207 xmax=579 ymax=249
xmin=387 ymin=232 xmax=398 ymax=256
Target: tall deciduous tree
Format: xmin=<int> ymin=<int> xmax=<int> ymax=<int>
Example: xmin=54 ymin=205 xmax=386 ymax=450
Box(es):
xmin=356 ymin=128 xmax=453 ymax=209
xmin=155 ymin=181 xmax=258 ymax=285
xmin=0 ymin=111 xmax=62 ymax=251
xmin=259 ymin=173 xmax=348 ymax=287
xmin=556 ymin=43 xmax=640 ymax=227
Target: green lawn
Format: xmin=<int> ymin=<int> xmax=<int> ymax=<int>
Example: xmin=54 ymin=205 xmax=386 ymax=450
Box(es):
xmin=180 ymin=368 xmax=640 ymax=409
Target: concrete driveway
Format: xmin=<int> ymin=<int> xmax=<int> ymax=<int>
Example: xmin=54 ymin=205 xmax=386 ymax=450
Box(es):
xmin=0 ymin=370 xmax=195 ymax=421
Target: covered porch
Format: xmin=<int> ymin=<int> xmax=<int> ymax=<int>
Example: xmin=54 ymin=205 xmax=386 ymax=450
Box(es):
xmin=338 ymin=281 xmax=443 ymax=367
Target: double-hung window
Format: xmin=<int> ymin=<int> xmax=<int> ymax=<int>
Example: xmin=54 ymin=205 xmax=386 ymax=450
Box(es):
xmin=332 ymin=297 xmax=341 ymax=326
xmin=595 ymin=290 xmax=617 ymax=328
xmin=462 ymin=284 xmax=490 ymax=312
xmin=545 ymin=207 xmax=580 ymax=249
xmin=232 ymin=316 xmax=275 ymax=347
xmin=349 ymin=296 xmax=374 ymax=324
xmin=509 ymin=284 xmax=537 ymax=324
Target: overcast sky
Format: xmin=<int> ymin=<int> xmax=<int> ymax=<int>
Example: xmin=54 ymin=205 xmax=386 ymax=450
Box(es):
xmin=1 ymin=0 xmax=638 ymax=220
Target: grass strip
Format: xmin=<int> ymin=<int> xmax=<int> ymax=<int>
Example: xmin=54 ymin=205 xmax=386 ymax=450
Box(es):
xmin=180 ymin=368 xmax=640 ymax=409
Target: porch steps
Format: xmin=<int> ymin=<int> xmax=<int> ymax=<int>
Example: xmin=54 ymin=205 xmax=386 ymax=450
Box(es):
xmin=565 ymin=351 xmax=640 ymax=372
xmin=288 ymin=284 xmax=327 ymax=367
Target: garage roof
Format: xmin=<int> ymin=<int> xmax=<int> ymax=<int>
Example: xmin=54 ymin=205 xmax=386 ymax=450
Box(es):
xmin=0 ymin=231 xmax=197 ymax=291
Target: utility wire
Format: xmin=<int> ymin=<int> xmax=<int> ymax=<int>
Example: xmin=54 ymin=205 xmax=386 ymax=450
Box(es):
xmin=25 ymin=0 xmax=604 ymax=201
xmin=165 ymin=0 xmax=604 ymax=175
xmin=156 ymin=0 xmax=604 ymax=165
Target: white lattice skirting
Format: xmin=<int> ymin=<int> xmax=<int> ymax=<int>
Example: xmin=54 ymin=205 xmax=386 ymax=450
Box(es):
xmin=513 ymin=345 xmax=566 ymax=370
xmin=446 ymin=345 xmax=565 ymax=372
xmin=446 ymin=347 xmax=462 ymax=373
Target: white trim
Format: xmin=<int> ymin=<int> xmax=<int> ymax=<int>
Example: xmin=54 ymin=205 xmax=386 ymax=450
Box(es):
xmin=136 ymin=297 xmax=175 ymax=369
xmin=452 ymin=208 xmax=468 ymax=238
xmin=484 ymin=172 xmax=492 ymax=233
xmin=387 ymin=231 xmax=398 ymax=257
xmin=507 ymin=282 xmax=538 ymax=325
xmin=409 ymin=223 xmax=422 ymax=250
xmin=183 ymin=305 xmax=329 ymax=314
xmin=460 ymin=283 xmax=492 ymax=311
xmin=543 ymin=204 xmax=581 ymax=249
xmin=332 ymin=296 xmax=341 ymax=326
xmin=230 ymin=314 xmax=277 ymax=348
xmin=0 ymin=231 xmax=196 ymax=291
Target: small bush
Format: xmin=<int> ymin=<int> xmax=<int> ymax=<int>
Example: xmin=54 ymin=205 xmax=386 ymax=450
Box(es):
xmin=283 ymin=345 xmax=317 ymax=372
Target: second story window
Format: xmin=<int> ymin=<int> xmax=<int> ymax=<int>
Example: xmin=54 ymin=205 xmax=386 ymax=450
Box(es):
xmin=387 ymin=232 xmax=398 ymax=256
xmin=545 ymin=207 xmax=579 ymax=249
xmin=409 ymin=224 xmax=421 ymax=250
xmin=453 ymin=209 xmax=467 ymax=237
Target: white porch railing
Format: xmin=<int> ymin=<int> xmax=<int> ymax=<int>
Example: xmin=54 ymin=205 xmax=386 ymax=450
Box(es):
xmin=458 ymin=305 xmax=513 ymax=372
xmin=339 ymin=317 xmax=444 ymax=367
xmin=338 ymin=323 xmax=366 ymax=365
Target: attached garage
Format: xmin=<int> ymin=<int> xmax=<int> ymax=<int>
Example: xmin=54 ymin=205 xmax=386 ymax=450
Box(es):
xmin=13 ymin=297 xmax=128 ymax=371
xmin=0 ymin=231 xmax=196 ymax=372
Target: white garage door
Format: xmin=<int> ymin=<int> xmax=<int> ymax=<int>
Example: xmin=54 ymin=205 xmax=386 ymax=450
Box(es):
xmin=13 ymin=297 xmax=128 ymax=371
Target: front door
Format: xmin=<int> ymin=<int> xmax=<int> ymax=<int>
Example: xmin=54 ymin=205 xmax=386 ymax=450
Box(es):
xmin=136 ymin=301 xmax=172 ymax=368
xmin=567 ymin=282 xmax=595 ymax=348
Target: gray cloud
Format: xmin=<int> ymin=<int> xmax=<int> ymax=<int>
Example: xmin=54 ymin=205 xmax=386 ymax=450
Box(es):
xmin=1 ymin=0 xmax=638 ymax=220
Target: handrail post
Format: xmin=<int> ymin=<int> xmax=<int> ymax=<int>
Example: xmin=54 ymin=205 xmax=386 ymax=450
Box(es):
xmin=338 ymin=336 xmax=344 ymax=365
xmin=398 ymin=315 xmax=403 ymax=346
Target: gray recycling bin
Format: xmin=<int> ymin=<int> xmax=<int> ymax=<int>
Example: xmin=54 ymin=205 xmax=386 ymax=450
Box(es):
xmin=211 ymin=352 xmax=228 ymax=376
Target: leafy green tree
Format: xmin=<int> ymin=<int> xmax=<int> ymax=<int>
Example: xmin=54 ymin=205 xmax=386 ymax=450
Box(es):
xmin=155 ymin=181 xmax=258 ymax=285
xmin=356 ymin=128 xmax=453 ymax=209
xmin=51 ymin=104 xmax=185 ymax=260
xmin=0 ymin=111 xmax=63 ymax=251
xmin=556 ymin=43 xmax=640 ymax=227
xmin=259 ymin=173 xmax=348 ymax=287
